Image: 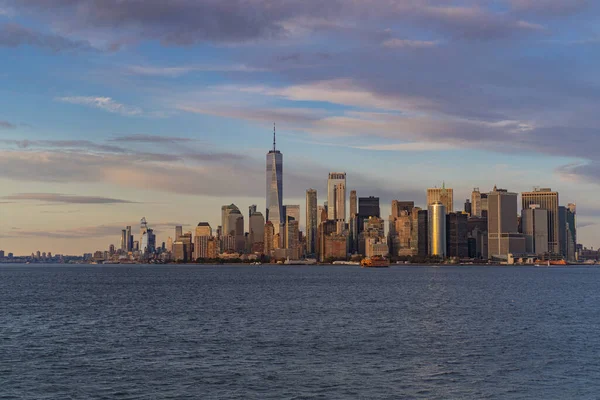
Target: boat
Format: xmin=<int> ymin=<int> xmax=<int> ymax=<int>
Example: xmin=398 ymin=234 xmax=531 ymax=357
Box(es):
xmin=361 ymin=256 xmax=390 ymax=268
xmin=284 ymin=258 xmax=317 ymax=265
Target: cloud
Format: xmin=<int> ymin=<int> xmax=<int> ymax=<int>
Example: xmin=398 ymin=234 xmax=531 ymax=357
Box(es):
xmin=8 ymin=1 xmax=545 ymax=47
xmin=354 ymin=142 xmax=458 ymax=152
xmin=125 ymin=64 xmax=267 ymax=77
xmin=0 ymin=120 xmax=15 ymax=129
xmin=0 ymin=23 xmax=96 ymax=51
xmin=109 ymin=134 xmax=193 ymax=144
xmin=56 ymin=96 xmax=142 ymax=116
xmin=382 ymin=39 xmax=439 ymax=48
xmin=1 ymin=139 xmax=126 ymax=153
xmin=2 ymin=193 xmax=138 ymax=204
xmin=510 ymin=0 xmax=590 ymax=15
xmin=179 ymin=104 xmax=329 ymax=125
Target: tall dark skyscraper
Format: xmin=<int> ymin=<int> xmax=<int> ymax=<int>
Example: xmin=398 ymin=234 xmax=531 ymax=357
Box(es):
xmin=126 ymin=226 xmax=133 ymax=252
xmin=358 ymin=196 xmax=380 ymax=233
xmin=446 ymin=212 xmax=468 ymax=258
xmin=266 ymin=124 xmax=284 ymax=226
xmin=464 ymin=199 xmax=472 ymax=216
xmin=417 ymin=210 xmax=429 ymax=257
xmin=306 ymin=189 xmax=318 ymax=255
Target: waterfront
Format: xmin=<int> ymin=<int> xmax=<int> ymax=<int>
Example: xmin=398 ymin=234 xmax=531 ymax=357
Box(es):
xmin=2 ymin=264 xmax=600 ymax=399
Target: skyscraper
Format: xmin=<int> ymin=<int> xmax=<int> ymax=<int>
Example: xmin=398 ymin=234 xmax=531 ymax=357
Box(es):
xmin=195 ymin=222 xmax=212 ymax=238
xmin=284 ymin=205 xmax=300 ymax=224
xmin=521 ymin=206 xmax=548 ymax=255
xmin=306 ymin=189 xmax=318 ymax=255
xmin=488 ymin=186 xmax=525 ymax=258
xmin=264 ymin=221 xmax=275 ymax=256
xmin=558 ymin=205 xmax=577 ymax=261
xmin=471 ymin=188 xmax=482 ymax=217
xmin=446 ymin=212 xmax=468 ymax=258
xmin=317 ymin=205 xmax=326 ymax=227
xmin=286 ymin=217 xmax=300 ymax=259
xmin=349 ymin=190 xmax=357 ymax=217
xmin=427 ymin=184 xmax=453 ymax=213
xmin=327 ymin=172 xmax=347 ymax=221
xmin=428 ymin=202 xmax=446 ymax=257
xmin=175 ymin=226 xmax=183 ymax=241
xmin=249 ymin=205 xmax=257 ymax=221
xmin=222 ymin=204 xmax=242 ymax=236
xmin=121 ymin=229 xmax=127 ymax=251
xmin=126 ymin=226 xmax=133 ymax=252
xmin=522 ymin=188 xmax=559 ymax=254
xmin=249 ymin=211 xmax=265 ymax=245
xmin=464 ymin=199 xmax=472 ymax=216
xmin=266 ymin=124 xmax=284 ymax=226
xmin=417 ymin=209 xmax=429 ymax=257
xmin=358 ymin=196 xmax=380 ymax=233
xmin=391 ymin=201 xmax=415 ymax=219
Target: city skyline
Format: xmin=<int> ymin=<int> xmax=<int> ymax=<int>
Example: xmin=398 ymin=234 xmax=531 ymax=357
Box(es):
xmin=1 ymin=1 xmax=600 ymax=255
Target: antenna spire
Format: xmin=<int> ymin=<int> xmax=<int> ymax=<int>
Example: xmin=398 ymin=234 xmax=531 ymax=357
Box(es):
xmin=273 ymin=123 xmax=276 ymax=151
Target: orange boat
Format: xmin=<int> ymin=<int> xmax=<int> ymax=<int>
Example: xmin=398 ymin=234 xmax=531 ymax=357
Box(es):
xmin=549 ymin=259 xmax=567 ymax=266
xmin=361 ymin=256 xmax=390 ymax=268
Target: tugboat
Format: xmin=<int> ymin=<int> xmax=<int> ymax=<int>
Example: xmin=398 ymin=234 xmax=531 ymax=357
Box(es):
xmin=361 ymin=256 xmax=390 ymax=268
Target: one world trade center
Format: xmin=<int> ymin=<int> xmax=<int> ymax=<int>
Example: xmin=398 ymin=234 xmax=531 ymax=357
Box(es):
xmin=266 ymin=124 xmax=284 ymax=227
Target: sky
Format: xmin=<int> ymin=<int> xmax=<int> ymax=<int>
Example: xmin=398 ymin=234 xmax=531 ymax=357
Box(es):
xmin=1 ymin=0 xmax=600 ymax=255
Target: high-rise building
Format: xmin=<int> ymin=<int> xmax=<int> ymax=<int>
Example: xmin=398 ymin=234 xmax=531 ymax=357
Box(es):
xmin=358 ymin=196 xmax=380 ymax=234
xmin=323 ymin=233 xmax=348 ymax=261
xmin=521 ymin=205 xmax=549 ymax=255
xmin=234 ymin=216 xmax=245 ymax=253
xmin=558 ymin=205 xmax=577 ymax=262
xmin=567 ymin=203 xmax=577 ymax=261
xmin=306 ymin=189 xmax=318 ymax=255
xmin=349 ymin=190 xmax=357 ymax=217
xmin=126 ymin=226 xmax=133 ymax=252
xmin=427 ymin=184 xmax=453 ymax=213
xmin=195 ymin=222 xmax=212 ymax=238
xmin=480 ymin=193 xmax=489 ymax=218
xmin=174 ymin=232 xmax=193 ymax=262
xmin=222 ymin=204 xmax=243 ymax=238
xmin=392 ymin=210 xmax=417 ymax=257
xmin=467 ymin=217 xmax=488 ymax=259
xmin=359 ymin=216 xmax=385 ymax=255
xmin=194 ymin=235 xmax=211 ymax=259
xmin=249 ymin=211 xmax=265 ymax=246
xmin=286 ymin=218 xmax=300 ymax=259
xmin=264 ymin=221 xmax=275 ymax=256
xmin=249 ymin=205 xmax=257 ymax=221
xmin=446 ymin=212 xmax=468 ymax=258
xmin=317 ymin=205 xmax=326 ymax=227
xmin=464 ymin=200 xmax=472 ymax=216
xmin=471 ymin=188 xmax=482 ymax=217
xmin=428 ymin=202 xmax=446 ymax=257
xmin=488 ymin=186 xmax=525 ymax=258
xmin=391 ymin=201 xmax=415 ymax=219
xmin=284 ymin=205 xmax=300 ymax=224
xmin=318 ymin=220 xmax=338 ymax=261
xmin=327 ymin=172 xmax=347 ymax=221
xmin=166 ymin=236 xmax=173 ymax=253
xmin=266 ymin=124 xmax=284 ymax=226
xmin=389 ymin=201 xmax=415 ymax=256
xmin=418 ymin=210 xmax=428 ymax=257
xmin=359 ymin=197 xmax=380 ymax=220
xmin=121 ymin=229 xmax=127 ymax=251
xmin=175 ymin=226 xmax=183 ymax=241
xmin=140 ymin=227 xmax=156 ymax=254
xmin=522 ymin=188 xmax=559 ymax=254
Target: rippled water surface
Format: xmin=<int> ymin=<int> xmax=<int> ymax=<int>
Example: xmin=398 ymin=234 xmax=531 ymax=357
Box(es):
xmin=2 ymin=265 xmax=600 ymax=399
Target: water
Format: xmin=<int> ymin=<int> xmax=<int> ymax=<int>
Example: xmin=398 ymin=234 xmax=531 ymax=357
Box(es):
xmin=2 ymin=265 xmax=600 ymax=399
